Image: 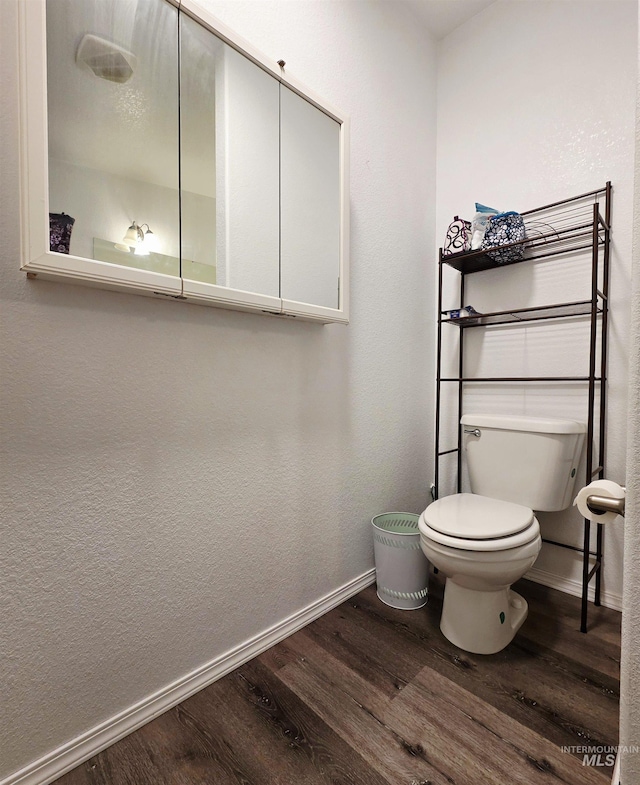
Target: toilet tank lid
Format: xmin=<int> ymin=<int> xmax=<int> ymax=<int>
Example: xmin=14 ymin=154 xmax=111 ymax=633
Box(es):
xmin=460 ymin=413 xmax=586 ymax=434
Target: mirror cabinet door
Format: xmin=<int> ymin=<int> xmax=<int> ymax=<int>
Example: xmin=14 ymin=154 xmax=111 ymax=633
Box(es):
xmin=280 ymin=85 xmax=341 ymax=311
xmin=46 ymin=0 xmax=181 ymax=276
xmin=36 ymin=0 xmax=346 ymax=319
xmin=179 ymin=13 xmax=280 ymax=297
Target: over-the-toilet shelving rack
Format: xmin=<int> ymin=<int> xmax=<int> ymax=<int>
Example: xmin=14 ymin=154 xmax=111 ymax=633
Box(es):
xmin=434 ymin=182 xmax=611 ymax=633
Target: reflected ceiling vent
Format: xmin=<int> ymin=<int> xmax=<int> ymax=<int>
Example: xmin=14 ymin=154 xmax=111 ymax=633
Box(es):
xmin=76 ymin=34 xmax=136 ymax=83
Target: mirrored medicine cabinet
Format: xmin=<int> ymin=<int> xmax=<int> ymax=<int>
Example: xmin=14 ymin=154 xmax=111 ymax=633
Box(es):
xmin=19 ymin=0 xmax=349 ymax=323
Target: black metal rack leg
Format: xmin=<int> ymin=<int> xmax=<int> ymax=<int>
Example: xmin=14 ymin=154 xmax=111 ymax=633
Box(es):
xmin=595 ymin=523 xmax=604 ymax=606
xmin=581 ymin=520 xmax=591 ymax=632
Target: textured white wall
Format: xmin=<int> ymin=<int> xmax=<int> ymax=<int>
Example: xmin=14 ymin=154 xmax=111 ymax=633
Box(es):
xmin=0 ymin=0 xmax=437 ymax=779
xmin=620 ymin=2 xmax=640 ymax=776
xmin=436 ymin=0 xmax=637 ymax=607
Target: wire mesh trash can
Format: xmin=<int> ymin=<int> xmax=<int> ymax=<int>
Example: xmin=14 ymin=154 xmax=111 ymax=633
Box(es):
xmin=372 ymin=512 xmax=429 ymax=610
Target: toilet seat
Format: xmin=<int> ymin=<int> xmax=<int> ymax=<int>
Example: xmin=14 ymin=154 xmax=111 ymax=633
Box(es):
xmin=420 ymin=493 xmax=540 ymax=552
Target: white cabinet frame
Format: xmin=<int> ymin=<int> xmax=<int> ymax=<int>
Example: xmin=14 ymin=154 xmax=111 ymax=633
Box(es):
xmin=18 ymin=0 xmax=350 ymax=324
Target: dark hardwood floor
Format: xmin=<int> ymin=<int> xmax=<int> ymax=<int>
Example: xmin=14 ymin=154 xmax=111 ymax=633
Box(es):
xmin=55 ymin=577 xmax=621 ymax=785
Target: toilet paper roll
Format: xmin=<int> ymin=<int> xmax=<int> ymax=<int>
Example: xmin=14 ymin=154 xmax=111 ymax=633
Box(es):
xmin=573 ymin=479 xmax=625 ymax=523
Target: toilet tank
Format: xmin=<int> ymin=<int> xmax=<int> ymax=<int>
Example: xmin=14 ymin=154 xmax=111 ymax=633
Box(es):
xmin=460 ymin=414 xmax=586 ymax=511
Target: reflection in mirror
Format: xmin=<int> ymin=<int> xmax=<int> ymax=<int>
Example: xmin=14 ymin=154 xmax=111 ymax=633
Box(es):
xmin=280 ymin=86 xmax=341 ymax=309
xmin=46 ymin=0 xmax=180 ymax=274
xmin=179 ymin=12 xmax=218 ymax=285
xmin=179 ymin=16 xmax=281 ymax=296
xmin=43 ymin=0 xmax=345 ymax=314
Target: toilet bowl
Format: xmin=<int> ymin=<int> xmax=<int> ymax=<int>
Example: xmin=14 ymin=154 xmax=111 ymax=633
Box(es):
xmin=418 ymin=493 xmax=541 ymax=654
xmin=421 ymin=413 xmax=585 ymax=655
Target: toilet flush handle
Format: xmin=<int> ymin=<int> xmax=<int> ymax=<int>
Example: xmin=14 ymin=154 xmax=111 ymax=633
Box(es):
xmin=464 ymin=428 xmax=481 ymax=437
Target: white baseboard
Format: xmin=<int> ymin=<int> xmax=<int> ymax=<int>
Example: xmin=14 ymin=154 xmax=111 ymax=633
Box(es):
xmin=2 ymin=569 xmax=376 ymax=785
xmin=525 ymin=566 xmax=622 ymax=612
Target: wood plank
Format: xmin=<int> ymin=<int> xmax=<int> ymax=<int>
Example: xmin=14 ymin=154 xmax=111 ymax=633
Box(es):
xmin=257 ymin=633 xmax=306 ymax=673
xmin=302 ymin=599 xmax=426 ymax=699
xmin=383 ymin=664 xmax=611 ymax=785
xmin=513 ymin=579 xmax=622 ymax=645
xmin=327 ymin=588 xmax=619 ymax=750
xmin=274 ymin=637 xmax=458 ymax=785
xmin=515 ymin=610 xmax=620 ymax=680
xmin=61 ymin=715 xmax=179 ymax=785
xmin=228 ymin=657 xmax=390 ymax=785
xmin=265 ymin=627 xmax=395 ymax=717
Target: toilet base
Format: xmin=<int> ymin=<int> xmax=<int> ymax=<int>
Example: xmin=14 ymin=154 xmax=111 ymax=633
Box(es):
xmin=440 ymin=581 xmax=528 ymax=655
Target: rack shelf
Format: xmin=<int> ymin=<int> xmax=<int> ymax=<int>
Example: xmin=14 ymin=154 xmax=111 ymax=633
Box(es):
xmin=443 ymin=300 xmax=602 ymax=328
xmin=440 ymin=376 xmax=601 ymax=383
xmin=443 ymin=187 xmax=608 ymax=274
xmin=434 ymin=183 xmax=612 ymax=634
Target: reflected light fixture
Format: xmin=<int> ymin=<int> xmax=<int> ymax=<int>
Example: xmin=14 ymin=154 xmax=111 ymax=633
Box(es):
xmin=114 ymin=221 xmax=158 ymax=256
xmin=76 ymin=34 xmax=136 ymax=84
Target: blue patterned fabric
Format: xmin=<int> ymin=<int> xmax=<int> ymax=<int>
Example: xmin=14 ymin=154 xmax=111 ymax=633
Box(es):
xmin=481 ymin=211 xmax=526 ymax=263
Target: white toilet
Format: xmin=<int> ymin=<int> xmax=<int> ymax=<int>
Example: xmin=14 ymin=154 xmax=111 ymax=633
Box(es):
xmin=419 ymin=413 xmax=586 ymax=655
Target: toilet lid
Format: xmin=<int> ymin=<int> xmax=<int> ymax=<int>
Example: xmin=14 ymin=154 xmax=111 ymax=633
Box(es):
xmin=424 ymin=493 xmax=534 ymax=539
xmin=419 ymin=512 xmax=540 ymax=552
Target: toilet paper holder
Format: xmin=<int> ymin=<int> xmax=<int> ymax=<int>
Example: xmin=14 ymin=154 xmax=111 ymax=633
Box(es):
xmin=586 ymin=488 xmax=626 ymax=518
